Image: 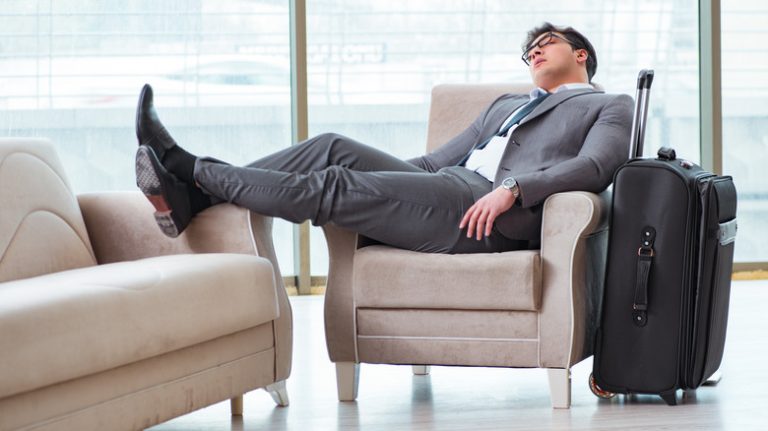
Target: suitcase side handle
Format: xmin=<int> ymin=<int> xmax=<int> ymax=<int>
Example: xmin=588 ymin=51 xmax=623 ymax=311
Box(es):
xmin=633 ymin=226 xmax=657 ymax=327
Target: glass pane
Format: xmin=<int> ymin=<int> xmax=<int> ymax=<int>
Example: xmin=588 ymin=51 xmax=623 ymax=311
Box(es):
xmin=722 ymin=1 xmax=768 ymax=262
xmin=0 ymin=1 xmax=295 ymax=272
xmin=306 ymin=0 xmax=699 ymax=275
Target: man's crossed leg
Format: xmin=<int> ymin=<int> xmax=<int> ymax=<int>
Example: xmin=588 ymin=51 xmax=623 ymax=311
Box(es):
xmin=134 ymin=84 xmax=522 ymax=254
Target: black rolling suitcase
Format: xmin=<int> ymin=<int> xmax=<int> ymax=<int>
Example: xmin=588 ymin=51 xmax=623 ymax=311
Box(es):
xmin=590 ymin=70 xmax=738 ymax=405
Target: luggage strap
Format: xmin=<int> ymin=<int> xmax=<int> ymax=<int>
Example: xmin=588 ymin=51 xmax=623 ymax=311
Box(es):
xmin=718 ymin=219 xmax=738 ymax=246
xmin=633 ymin=226 xmax=656 ymax=327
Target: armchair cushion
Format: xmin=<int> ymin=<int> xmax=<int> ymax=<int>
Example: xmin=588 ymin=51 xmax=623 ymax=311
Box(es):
xmin=0 ymin=253 xmax=278 ymax=399
xmin=354 ymin=246 xmax=541 ymax=311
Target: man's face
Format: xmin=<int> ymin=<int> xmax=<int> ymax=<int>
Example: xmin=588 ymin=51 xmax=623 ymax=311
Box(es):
xmin=523 ymin=32 xmax=587 ymax=89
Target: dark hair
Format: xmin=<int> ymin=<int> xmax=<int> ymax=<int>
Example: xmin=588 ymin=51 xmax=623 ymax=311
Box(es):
xmin=523 ymin=22 xmax=597 ymax=82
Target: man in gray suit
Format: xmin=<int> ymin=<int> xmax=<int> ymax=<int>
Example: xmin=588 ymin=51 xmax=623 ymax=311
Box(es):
xmin=135 ymin=22 xmax=633 ymax=254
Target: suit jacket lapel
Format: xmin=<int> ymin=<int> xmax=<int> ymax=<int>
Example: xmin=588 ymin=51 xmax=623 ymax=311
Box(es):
xmin=479 ymin=95 xmax=528 ymax=141
xmin=519 ymin=88 xmax=601 ymax=126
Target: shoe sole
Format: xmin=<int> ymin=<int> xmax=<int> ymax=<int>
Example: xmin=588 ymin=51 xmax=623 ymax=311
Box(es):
xmin=135 ymin=146 xmax=180 ymax=238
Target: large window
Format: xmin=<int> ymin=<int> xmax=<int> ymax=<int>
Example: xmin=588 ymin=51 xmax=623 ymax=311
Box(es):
xmin=0 ymin=0 xmax=296 ymax=270
xmin=2 ymin=1 xmax=761 ymax=278
xmin=306 ymin=0 xmax=700 ymax=275
xmin=722 ymin=1 xmax=768 ymax=262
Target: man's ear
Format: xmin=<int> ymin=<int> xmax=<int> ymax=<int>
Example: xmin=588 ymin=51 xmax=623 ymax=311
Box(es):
xmin=576 ymin=49 xmax=588 ymax=64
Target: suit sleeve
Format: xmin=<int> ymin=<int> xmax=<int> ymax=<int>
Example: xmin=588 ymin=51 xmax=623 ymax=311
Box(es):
xmin=513 ymin=94 xmax=634 ymax=208
xmin=407 ymin=95 xmax=510 ymax=172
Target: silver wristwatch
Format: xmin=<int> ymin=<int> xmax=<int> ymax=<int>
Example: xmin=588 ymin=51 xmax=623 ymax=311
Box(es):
xmin=501 ymin=177 xmax=520 ymax=199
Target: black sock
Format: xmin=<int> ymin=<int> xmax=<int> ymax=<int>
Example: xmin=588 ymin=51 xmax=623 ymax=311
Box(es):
xmin=162 ymin=145 xmax=197 ymax=184
xmin=161 ymin=145 xmax=212 ymax=215
xmin=189 ymin=185 xmax=212 ymax=215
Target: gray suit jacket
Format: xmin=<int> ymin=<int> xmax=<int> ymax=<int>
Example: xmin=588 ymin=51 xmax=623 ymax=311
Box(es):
xmin=409 ymin=87 xmax=634 ymax=240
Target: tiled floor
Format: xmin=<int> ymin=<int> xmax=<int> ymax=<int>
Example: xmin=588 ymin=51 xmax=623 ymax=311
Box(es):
xmin=150 ymin=280 xmax=768 ymax=430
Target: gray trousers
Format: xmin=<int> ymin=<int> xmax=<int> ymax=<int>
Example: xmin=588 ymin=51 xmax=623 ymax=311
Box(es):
xmin=194 ymin=133 xmax=523 ymax=254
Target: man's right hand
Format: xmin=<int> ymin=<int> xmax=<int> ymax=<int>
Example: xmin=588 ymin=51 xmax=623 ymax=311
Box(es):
xmin=459 ymin=186 xmax=517 ymax=240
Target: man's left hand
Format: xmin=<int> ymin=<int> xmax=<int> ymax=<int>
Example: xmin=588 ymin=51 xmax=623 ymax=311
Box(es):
xmin=459 ymin=187 xmax=516 ymax=240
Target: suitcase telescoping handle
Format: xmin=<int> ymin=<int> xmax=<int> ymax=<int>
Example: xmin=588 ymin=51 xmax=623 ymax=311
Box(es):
xmin=628 ymin=69 xmax=655 ymax=159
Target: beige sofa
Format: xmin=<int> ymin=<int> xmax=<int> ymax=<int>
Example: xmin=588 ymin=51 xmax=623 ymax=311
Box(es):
xmin=322 ymin=84 xmax=609 ymax=408
xmin=0 ymin=138 xmax=292 ymax=430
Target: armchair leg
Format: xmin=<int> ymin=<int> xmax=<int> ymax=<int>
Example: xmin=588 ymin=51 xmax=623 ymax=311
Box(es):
xmin=412 ymin=365 xmax=431 ymax=375
xmin=336 ymin=362 xmax=360 ymax=401
xmin=547 ymin=368 xmax=571 ymax=409
xmin=230 ymin=395 xmax=243 ymax=416
xmin=265 ymin=380 xmax=290 ymax=407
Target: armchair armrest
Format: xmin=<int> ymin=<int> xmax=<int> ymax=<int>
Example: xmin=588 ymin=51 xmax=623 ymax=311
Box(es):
xmin=321 ymin=224 xmax=360 ymax=363
xmin=78 ymin=191 xmax=293 ymax=381
xmin=538 ymin=190 xmax=610 ymax=368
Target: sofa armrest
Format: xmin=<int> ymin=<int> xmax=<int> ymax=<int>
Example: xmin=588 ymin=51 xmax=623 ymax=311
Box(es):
xmin=538 ymin=191 xmax=609 ymax=368
xmin=78 ymin=191 xmax=258 ymax=262
xmin=321 ymin=224 xmax=360 ymax=363
xmin=78 ymin=191 xmax=293 ymax=381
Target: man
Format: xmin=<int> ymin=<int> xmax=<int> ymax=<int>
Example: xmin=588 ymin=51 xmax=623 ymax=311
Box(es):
xmin=135 ymin=22 xmax=633 ymax=254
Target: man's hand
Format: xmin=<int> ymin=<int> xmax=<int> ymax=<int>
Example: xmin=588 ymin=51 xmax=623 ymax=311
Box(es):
xmin=459 ymin=186 xmax=517 ymax=240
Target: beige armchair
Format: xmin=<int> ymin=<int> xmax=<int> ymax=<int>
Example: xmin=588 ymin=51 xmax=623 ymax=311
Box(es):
xmin=322 ymin=84 xmax=609 ymax=408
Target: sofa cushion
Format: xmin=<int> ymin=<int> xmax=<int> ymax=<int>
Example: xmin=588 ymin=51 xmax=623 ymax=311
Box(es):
xmin=0 ymin=253 xmax=277 ymax=399
xmin=353 ymin=245 xmax=541 ymax=311
xmin=0 ymin=139 xmax=97 ymax=283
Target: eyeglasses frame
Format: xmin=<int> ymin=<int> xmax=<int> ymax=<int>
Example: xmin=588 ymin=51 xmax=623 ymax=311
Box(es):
xmin=521 ymin=32 xmax=581 ymax=66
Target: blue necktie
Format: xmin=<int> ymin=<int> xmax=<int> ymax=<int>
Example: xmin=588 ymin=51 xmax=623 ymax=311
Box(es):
xmin=458 ymin=93 xmax=550 ymax=166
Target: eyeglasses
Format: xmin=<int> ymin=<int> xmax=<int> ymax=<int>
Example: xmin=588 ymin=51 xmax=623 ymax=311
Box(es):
xmin=521 ymin=32 xmax=577 ymax=65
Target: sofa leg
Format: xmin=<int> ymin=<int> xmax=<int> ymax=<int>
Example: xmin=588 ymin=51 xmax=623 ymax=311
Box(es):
xmin=230 ymin=395 xmax=243 ymax=416
xmin=412 ymin=365 xmax=431 ymax=375
xmin=265 ymin=380 xmax=290 ymax=407
xmin=336 ymin=362 xmax=360 ymax=401
xmin=547 ymin=368 xmax=571 ymax=409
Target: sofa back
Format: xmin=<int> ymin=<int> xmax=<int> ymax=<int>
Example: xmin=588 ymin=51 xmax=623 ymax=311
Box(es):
xmin=0 ymin=138 xmax=96 ymax=282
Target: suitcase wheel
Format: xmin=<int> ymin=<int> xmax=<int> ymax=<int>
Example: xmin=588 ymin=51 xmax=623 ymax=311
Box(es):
xmin=589 ymin=373 xmax=616 ymax=399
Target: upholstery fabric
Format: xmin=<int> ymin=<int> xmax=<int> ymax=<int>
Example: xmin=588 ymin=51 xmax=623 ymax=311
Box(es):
xmin=0 ymin=253 xmax=278 ymax=398
xmin=353 ymin=246 xmax=541 ymax=311
xmin=0 ymin=138 xmax=96 ymax=282
xmin=78 ymin=192 xmax=294 ymax=384
xmin=0 ymin=326 xmax=274 ymax=431
xmin=426 ymin=84 xmax=534 ymax=152
xmin=357 ymin=308 xmax=538 ymax=339
xmin=78 ymin=192 xmax=257 ymax=263
xmin=538 ymin=191 xmax=608 ymax=367
xmin=357 ymin=338 xmax=538 ymax=367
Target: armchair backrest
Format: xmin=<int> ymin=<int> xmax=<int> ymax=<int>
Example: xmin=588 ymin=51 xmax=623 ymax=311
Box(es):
xmin=0 ymin=138 xmax=96 ymax=282
xmin=425 ymin=83 xmax=534 ymax=152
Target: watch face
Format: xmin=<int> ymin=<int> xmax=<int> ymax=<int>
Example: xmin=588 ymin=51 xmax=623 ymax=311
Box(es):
xmin=503 ymin=177 xmax=516 ymax=189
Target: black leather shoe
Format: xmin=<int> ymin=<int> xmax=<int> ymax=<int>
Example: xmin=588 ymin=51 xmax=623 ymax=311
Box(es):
xmin=135 ymin=84 xmax=177 ymax=161
xmin=135 ymin=145 xmax=192 ymax=238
